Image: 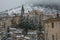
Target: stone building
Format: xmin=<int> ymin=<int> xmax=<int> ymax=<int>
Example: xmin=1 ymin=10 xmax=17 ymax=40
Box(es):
xmin=12 ymin=15 xmax=20 ymax=25
xmin=44 ymin=17 xmax=60 ymax=40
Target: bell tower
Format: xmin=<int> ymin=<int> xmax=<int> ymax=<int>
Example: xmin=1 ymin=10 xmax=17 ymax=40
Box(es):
xmin=21 ymin=5 xmax=24 ymax=15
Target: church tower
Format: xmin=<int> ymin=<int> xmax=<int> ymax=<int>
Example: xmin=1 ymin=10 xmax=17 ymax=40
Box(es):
xmin=21 ymin=5 xmax=24 ymax=16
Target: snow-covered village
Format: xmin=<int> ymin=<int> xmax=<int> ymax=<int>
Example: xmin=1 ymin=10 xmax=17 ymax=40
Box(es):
xmin=0 ymin=0 xmax=60 ymax=40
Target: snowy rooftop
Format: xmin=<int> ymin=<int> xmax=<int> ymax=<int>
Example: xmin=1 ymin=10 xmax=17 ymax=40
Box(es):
xmin=16 ymin=35 xmax=24 ymax=38
xmin=16 ymin=35 xmax=30 ymax=39
xmin=27 ymin=30 xmax=37 ymax=34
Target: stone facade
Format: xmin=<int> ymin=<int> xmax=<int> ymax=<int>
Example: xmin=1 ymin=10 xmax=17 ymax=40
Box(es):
xmin=44 ymin=18 xmax=60 ymax=40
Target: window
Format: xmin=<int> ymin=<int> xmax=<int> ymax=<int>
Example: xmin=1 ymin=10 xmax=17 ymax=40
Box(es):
xmin=11 ymin=20 xmax=14 ymax=24
xmin=52 ymin=22 xmax=54 ymax=28
xmin=52 ymin=35 xmax=54 ymax=40
xmin=0 ymin=18 xmax=2 ymax=20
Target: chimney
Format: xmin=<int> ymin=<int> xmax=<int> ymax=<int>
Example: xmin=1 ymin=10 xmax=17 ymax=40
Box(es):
xmin=57 ymin=12 xmax=59 ymax=18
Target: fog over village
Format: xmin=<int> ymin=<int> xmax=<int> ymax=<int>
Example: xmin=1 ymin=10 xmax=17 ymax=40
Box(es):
xmin=0 ymin=0 xmax=60 ymax=40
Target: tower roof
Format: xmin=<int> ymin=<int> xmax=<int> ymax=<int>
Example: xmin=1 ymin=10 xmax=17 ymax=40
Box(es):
xmin=21 ymin=5 xmax=24 ymax=11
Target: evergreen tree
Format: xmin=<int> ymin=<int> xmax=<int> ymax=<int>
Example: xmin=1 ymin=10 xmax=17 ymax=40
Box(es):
xmin=30 ymin=18 xmax=35 ymax=30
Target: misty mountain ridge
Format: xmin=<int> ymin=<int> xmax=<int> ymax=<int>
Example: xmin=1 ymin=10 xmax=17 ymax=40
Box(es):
xmin=33 ymin=3 xmax=60 ymax=10
xmin=1 ymin=4 xmax=60 ymax=15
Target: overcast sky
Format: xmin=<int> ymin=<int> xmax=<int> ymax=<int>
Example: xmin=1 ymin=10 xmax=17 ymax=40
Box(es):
xmin=0 ymin=0 xmax=60 ymax=12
